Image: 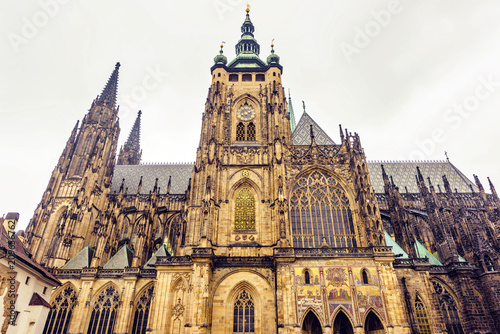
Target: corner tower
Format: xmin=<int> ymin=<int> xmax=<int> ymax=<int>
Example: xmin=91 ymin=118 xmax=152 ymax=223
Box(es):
xmin=25 ymin=63 xmax=121 ymax=268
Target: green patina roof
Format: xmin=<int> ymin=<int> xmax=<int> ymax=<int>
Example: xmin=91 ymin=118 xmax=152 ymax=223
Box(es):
xmin=414 ymin=239 xmax=442 ymax=265
xmin=144 ymin=244 xmax=170 ymax=268
xmin=60 ymin=245 xmax=94 ymax=269
xmin=384 ymin=231 xmax=409 ymax=259
xmin=103 ymin=245 xmax=134 ymax=269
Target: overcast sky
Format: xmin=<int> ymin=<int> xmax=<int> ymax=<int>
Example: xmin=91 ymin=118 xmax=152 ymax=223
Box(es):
xmin=1 ymin=0 xmax=499 ymax=231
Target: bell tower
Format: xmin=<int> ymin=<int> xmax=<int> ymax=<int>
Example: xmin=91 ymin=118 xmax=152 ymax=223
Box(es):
xmin=184 ymin=7 xmax=292 ymax=253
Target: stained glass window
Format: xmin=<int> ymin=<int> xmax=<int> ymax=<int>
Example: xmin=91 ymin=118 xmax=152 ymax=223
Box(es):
xmin=235 ymin=188 xmax=255 ymax=231
xmin=432 ymin=281 xmax=464 ymax=334
xmin=131 ymin=285 xmax=154 ymax=334
xmin=415 ymin=297 xmax=432 ymax=334
xmin=87 ymin=286 xmax=119 ymax=334
xmin=233 ymin=290 xmax=255 ymax=333
xmin=290 ymin=171 xmax=357 ymax=248
xmin=42 ymin=285 xmax=77 ymax=334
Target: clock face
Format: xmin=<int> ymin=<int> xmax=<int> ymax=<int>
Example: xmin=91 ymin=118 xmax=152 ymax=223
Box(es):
xmin=236 ymin=106 xmax=256 ymax=121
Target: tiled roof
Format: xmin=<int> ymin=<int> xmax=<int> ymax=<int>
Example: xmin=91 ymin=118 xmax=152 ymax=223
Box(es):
xmin=414 ymin=239 xmax=442 ymax=265
xmin=60 ymin=245 xmax=94 ymax=269
xmin=144 ymin=244 xmax=169 ymax=268
xmin=111 ymin=164 xmax=194 ymax=195
xmin=292 ymin=112 xmax=335 ymax=146
xmin=367 ymin=161 xmax=477 ymax=194
xmin=103 ymin=245 xmax=134 ymax=269
xmin=0 ymin=225 xmax=59 ymax=285
xmin=29 ymin=292 xmax=52 ymax=308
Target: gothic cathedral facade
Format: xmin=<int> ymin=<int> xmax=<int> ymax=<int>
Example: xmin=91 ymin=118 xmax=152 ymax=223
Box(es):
xmin=24 ymin=9 xmax=500 ymax=334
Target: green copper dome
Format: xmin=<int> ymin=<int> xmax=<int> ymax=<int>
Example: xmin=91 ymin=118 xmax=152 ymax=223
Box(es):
xmin=213 ymin=45 xmax=227 ymax=65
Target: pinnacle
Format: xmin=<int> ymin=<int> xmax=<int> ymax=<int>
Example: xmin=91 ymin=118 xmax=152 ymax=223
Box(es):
xmin=97 ymin=62 xmax=120 ymax=109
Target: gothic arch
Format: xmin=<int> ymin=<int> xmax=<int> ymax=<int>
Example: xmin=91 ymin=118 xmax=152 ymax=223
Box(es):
xmin=131 ymin=282 xmax=155 ymax=334
xmin=363 ymin=309 xmax=385 ymax=334
xmin=211 ymin=271 xmax=275 ymax=334
xmin=300 ymin=308 xmax=324 ymax=334
xmin=233 ymin=94 xmax=262 ymax=110
xmin=430 ymin=279 xmax=464 ymax=334
xmin=289 ymin=168 xmax=358 ymax=248
xmin=228 ymin=168 xmax=264 ymax=184
xmin=414 ymin=293 xmax=432 ymax=334
xmin=331 ymin=307 xmax=355 ymax=334
xmin=87 ymin=282 xmax=120 ymax=334
xmin=43 ymin=282 xmax=78 ymax=334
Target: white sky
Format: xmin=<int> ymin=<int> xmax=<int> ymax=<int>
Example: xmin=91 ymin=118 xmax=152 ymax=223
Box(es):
xmin=1 ymin=0 xmax=499 ymax=231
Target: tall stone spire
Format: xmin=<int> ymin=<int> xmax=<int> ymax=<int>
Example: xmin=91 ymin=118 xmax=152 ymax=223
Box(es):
xmin=117 ymin=110 xmax=142 ymax=165
xmin=97 ymin=62 xmax=120 ymax=109
xmin=288 ymin=90 xmax=296 ymax=133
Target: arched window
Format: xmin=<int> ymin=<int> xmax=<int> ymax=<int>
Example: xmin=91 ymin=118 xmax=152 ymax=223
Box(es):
xmin=247 ymin=122 xmax=256 ymax=141
xmin=236 ymin=122 xmax=245 ymax=141
xmin=235 ymin=188 xmax=255 ymax=231
xmin=415 ymin=296 xmax=432 ymax=334
xmin=74 ymin=158 xmax=85 ymax=176
xmin=131 ymin=285 xmax=154 ymax=334
xmin=484 ymin=255 xmax=495 ymax=272
xmin=362 ymin=270 xmax=369 ymax=285
xmin=304 ymin=271 xmax=310 ymax=284
xmin=290 ymin=171 xmax=357 ymax=248
xmin=432 ymin=281 xmax=464 ymax=334
xmin=42 ymin=285 xmax=77 ymax=334
xmin=233 ymin=290 xmax=254 ymax=333
xmin=82 ymin=135 xmax=93 ymax=155
xmin=87 ymin=285 xmax=119 ymax=334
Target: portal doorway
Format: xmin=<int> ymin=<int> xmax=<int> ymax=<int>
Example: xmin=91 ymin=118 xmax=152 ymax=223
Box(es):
xmin=333 ymin=311 xmax=354 ymax=334
xmin=364 ymin=311 xmax=385 ymax=334
xmin=302 ymin=310 xmax=322 ymax=334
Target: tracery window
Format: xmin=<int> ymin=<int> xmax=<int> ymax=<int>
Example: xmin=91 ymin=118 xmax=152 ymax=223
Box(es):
xmin=236 ymin=122 xmax=245 ymax=141
xmin=87 ymin=286 xmax=120 ymax=334
xmin=131 ymin=285 xmax=154 ymax=334
xmin=42 ymin=285 xmax=77 ymax=334
xmin=290 ymin=171 xmax=357 ymax=248
xmin=233 ymin=290 xmax=255 ymax=333
xmin=415 ymin=296 xmax=432 ymax=334
xmin=235 ymin=188 xmax=256 ymax=231
xmin=432 ymin=281 xmax=464 ymax=334
xmin=74 ymin=158 xmax=85 ymax=176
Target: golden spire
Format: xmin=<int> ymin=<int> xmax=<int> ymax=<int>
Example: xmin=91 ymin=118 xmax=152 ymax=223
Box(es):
xmin=246 ymin=3 xmax=251 ymax=13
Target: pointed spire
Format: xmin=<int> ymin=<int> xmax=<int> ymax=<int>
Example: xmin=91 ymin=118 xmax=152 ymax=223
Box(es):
xmin=117 ymin=110 xmax=142 ymax=165
xmin=339 ymin=124 xmax=344 ymax=142
xmin=473 ymin=174 xmax=485 ymax=192
xmin=302 ymin=100 xmax=307 ymax=114
xmin=97 ymin=62 xmax=120 ymax=109
xmin=488 ymin=177 xmax=498 ymax=199
xmin=288 ymin=90 xmax=296 ymax=133
xmin=442 ymin=174 xmax=452 ymax=193
xmin=309 ymin=124 xmax=316 ymax=146
xmin=167 ymin=175 xmax=172 ymax=194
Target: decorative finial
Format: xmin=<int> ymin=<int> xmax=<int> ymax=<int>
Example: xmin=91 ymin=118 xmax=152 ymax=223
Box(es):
xmin=220 ymin=41 xmax=225 ymax=50
xmin=302 ymin=100 xmax=306 ymax=114
xmin=444 ymin=151 xmax=449 ymax=162
xmin=246 ymin=3 xmax=250 ymax=13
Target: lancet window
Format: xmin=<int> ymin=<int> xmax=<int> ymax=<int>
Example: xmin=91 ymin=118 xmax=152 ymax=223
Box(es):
xmin=131 ymin=285 xmax=154 ymax=334
xmin=87 ymin=285 xmax=120 ymax=334
xmin=42 ymin=285 xmax=77 ymax=334
xmin=290 ymin=171 xmax=357 ymax=248
xmin=235 ymin=188 xmax=256 ymax=231
xmin=415 ymin=296 xmax=432 ymax=334
xmin=432 ymin=281 xmax=464 ymax=334
xmin=233 ymin=290 xmax=255 ymax=333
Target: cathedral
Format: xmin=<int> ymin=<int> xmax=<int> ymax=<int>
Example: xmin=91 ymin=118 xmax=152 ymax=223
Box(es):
xmin=23 ymin=8 xmax=500 ymax=334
